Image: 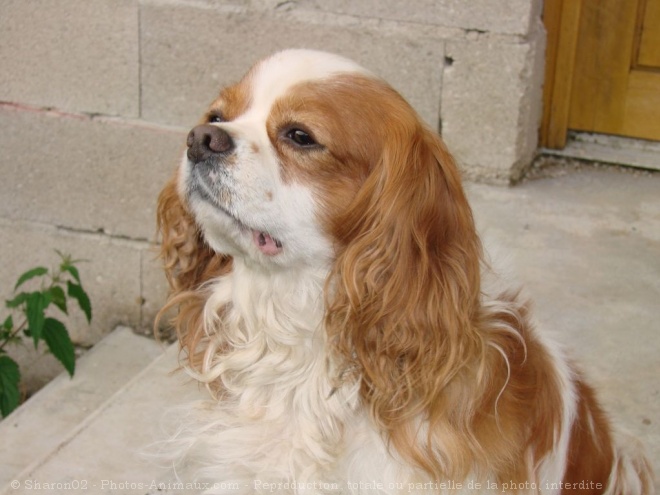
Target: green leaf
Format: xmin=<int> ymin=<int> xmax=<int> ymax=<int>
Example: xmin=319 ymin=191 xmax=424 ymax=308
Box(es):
xmin=43 ymin=318 xmax=75 ymax=377
xmin=62 ymin=264 xmax=81 ymax=285
xmin=6 ymin=292 xmax=29 ymax=309
xmin=0 ymin=315 xmax=13 ymax=343
xmin=1 ymin=315 xmax=12 ymax=331
xmin=67 ymin=282 xmax=92 ymax=323
xmin=48 ymin=286 xmax=68 ymax=315
xmin=26 ymin=292 xmax=50 ymax=348
xmin=55 ymin=249 xmax=69 ymax=264
xmin=0 ymin=355 xmax=21 ymax=417
xmin=14 ymin=266 xmax=49 ymax=291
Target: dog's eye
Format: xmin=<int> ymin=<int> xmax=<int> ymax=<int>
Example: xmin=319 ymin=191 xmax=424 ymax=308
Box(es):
xmin=286 ymin=129 xmax=317 ymax=147
xmin=208 ymin=114 xmax=224 ymax=124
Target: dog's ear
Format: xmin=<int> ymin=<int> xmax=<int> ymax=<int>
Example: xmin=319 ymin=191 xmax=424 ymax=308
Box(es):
xmin=326 ymin=120 xmax=482 ymax=473
xmin=157 ymin=175 xmax=230 ymax=292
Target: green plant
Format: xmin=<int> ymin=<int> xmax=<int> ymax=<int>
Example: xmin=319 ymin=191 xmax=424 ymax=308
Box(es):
xmin=0 ymin=251 xmax=92 ymax=417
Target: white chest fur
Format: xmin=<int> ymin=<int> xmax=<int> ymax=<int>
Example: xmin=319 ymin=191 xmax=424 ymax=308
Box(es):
xmin=173 ymin=260 xmax=366 ymax=493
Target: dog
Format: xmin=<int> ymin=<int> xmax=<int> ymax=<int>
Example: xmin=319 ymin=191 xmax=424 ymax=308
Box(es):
xmin=156 ymin=49 xmax=654 ymax=494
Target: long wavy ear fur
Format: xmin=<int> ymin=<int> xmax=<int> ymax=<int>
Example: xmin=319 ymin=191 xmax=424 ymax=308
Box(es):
xmin=156 ymin=174 xmax=232 ymax=365
xmin=326 ymin=116 xmax=483 ymax=475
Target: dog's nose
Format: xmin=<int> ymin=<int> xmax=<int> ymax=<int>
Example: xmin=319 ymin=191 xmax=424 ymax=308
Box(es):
xmin=186 ymin=124 xmax=234 ymax=163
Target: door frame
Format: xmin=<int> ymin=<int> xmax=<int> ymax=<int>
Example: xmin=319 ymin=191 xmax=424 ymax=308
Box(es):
xmin=540 ymin=0 xmax=583 ymax=149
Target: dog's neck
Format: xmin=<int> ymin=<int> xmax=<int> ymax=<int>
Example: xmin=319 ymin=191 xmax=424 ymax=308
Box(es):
xmin=199 ymin=258 xmax=340 ymax=403
xmin=226 ymin=257 xmax=328 ymax=336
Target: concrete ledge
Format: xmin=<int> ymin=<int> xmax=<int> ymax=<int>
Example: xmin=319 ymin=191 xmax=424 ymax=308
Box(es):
xmin=0 ymin=327 xmax=164 ymax=491
xmin=1 ymin=334 xmax=201 ymax=495
xmin=544 ymin=132 xmax=660 ymax=172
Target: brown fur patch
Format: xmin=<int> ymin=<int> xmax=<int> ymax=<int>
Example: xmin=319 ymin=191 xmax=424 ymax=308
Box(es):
xmin=561 ymin=378 xmax=615 ymax=494
xmin=205 ymin=73 xmax=253 ymax=123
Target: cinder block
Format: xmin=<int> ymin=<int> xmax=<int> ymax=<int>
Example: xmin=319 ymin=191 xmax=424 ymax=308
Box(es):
xmin=0 ymin=0 xmax=139 ymax=117
xmin=0 ymin=218 xmax=144 ymax=346
xmin=302 ymin=0 xmax=543 ymax=37
xmin=140 ymin=3 xmax=445 ymax=129
xmin=0 ymin=105 xmax=186 ymax=240
xmin=441 ymin=24 xmax=546 ymax=183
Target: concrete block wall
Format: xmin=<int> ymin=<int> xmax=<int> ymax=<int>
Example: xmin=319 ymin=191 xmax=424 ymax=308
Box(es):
xmin=0 ymin=0 xmax=546 ymax=374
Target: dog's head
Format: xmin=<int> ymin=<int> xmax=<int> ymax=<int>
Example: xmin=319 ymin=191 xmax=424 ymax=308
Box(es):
xmin=164 ymin=48 xmax=477 ymax=270
xmin=177 ymin=50 xmax=370 ymax=268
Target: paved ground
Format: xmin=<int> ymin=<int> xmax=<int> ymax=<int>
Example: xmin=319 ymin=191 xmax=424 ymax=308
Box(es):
xmin=1 ymin=162 xmax=658 ymax=493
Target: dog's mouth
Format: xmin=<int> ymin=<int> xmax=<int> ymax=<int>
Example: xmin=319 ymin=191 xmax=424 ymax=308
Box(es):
xmin=190 ymin=168 xmax=284 ymax=256
xmin=252 ymin=231 xmax=283 ymax=255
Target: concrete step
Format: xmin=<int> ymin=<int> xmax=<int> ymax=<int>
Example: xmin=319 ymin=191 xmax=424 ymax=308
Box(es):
xmin=0 ymin=326 xmax=203 ymax=495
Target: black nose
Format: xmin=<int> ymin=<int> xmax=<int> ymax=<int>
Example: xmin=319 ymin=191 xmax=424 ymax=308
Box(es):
xmin=186 ymin=124 xmax=234 ymax=163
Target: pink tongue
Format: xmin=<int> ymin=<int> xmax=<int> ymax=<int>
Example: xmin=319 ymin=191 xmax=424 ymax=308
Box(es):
xmin=253 ymin=230 xmax=283 ymax=256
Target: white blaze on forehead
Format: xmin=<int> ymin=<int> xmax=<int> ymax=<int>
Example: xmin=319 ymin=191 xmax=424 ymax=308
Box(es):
xmin=217 ymin=50 xmax=370 ymax=147
xmin=245 ymin=49 xmax=371 ymax=121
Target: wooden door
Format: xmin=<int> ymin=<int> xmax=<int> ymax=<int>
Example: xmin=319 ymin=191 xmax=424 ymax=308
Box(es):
xmin=542 ymin=0 xmax=660 ymax=148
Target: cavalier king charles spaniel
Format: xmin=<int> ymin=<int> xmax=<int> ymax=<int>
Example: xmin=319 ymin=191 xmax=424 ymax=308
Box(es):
xmin=156 ymin=49 xmax=654 ymax=494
